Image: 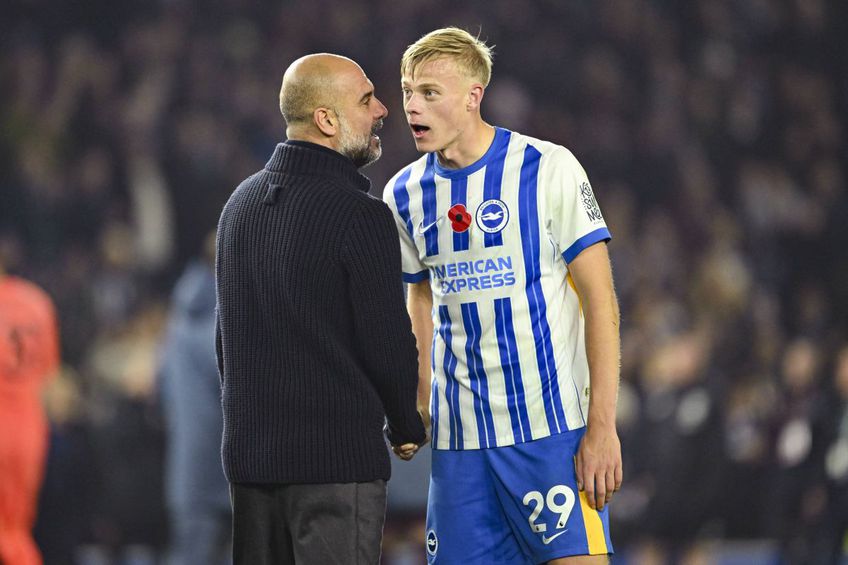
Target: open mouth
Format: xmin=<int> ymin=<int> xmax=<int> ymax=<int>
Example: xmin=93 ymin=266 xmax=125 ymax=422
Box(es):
xmin=410 ymin=124 xmax=430 ymax=138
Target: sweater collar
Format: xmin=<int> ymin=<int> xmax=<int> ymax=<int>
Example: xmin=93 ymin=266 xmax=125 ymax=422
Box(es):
xmin=264 ymin=141 xmax=372 ymax=193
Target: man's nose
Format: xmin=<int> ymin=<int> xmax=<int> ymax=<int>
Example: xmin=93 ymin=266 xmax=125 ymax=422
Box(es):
xmin=374 ymin=97 xmax=388 ymax=119
xmin=404 ymin=95 xmax=419 ymax=114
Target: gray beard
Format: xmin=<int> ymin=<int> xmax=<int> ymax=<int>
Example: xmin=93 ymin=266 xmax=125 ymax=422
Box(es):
xmin=338 ymin=119 xmax=381 ymax=169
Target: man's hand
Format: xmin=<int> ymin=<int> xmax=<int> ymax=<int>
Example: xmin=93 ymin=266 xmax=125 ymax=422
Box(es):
xmin=392 ymin=407 xmax=430 ymax=461
xmin=392 ymin=442 xmax=420 ymax=461
xmin=574 ymin=425 xmax=622 ymax=511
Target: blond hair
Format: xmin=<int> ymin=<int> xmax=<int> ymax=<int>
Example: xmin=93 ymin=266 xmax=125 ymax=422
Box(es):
xmin=401 ymin=27 xmax=493 ymax=86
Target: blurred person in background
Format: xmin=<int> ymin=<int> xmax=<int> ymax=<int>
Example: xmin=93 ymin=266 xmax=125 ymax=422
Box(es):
xmin=33 ymin=366 xmax=98 ymax=565
xmin=385 ymin=28 xmax=621 ymax=564
xmin=821 ymin=344 xmax=848 ymax=563
xmin=629 ymin=330 xmax=723 ymax=561
xmin=0 ymin=239 xmax=60 ymax=565
xmin=83 ymin=299 xmax=168 ymax=563
xmin=79 ymin=221 xmax=168 ymax=562
xmin=767 ymin=337 xmax=832 ymax=563
xmin=215 ymin=53 xmax=426 ymax=564
xmin=157 ymin=230 xmax=231 ymax=565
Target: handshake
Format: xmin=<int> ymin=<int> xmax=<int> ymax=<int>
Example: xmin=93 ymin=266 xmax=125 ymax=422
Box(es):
xmin=390 ymin=407 xmax=431 ymax=461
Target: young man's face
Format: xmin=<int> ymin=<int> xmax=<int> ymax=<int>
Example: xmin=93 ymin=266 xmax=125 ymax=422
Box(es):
xmin=401 ymin=58 xmax=478 ymax=155
xmin=336 ymin=67 xmax=388 ymax=168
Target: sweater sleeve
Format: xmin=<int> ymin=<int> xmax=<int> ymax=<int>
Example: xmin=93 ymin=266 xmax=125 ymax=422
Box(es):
xmin=343 ymin=199 xmax=426 ymax=446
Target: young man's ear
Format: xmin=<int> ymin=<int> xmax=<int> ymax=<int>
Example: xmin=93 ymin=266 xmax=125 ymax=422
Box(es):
xmin=466 ymin=84 xmax=485 ymax=111
xmin=314 ymin=107 xmax=339 ymax=137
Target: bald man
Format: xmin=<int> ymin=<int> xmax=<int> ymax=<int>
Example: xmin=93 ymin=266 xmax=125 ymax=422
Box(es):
xmin=215 ymin=54 xmax=427 ymax=564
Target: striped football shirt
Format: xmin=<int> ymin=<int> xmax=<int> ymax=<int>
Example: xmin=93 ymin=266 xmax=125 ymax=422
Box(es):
xmin=384 ymin=127 xmax=611 ymax=450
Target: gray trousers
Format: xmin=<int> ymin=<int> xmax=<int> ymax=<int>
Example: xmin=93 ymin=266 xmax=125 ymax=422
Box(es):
xmin=230 ymin=480 xmax=387 ymax=565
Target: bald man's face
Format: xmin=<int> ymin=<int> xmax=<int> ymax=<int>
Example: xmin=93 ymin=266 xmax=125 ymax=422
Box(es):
xmin=334 ymin=65 xmax=388 ymax=168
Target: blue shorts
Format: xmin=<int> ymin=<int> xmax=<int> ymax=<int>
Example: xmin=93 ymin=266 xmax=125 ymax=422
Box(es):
xmin=425 ymin=428 xmax=613 ymax=564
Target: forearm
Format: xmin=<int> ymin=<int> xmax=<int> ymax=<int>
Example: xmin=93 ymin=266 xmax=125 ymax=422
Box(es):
xmin=407 ymin=281 xmax=434 ymax=418
xmin=568 ymin=243 xmax=620 ymax=431
xmin=583 ymin=283 xmax=620 ymax=430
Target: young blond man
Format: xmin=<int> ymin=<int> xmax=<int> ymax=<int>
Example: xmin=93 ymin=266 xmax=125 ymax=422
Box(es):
xmin=383 ymin=28 xmax=622 ymax=564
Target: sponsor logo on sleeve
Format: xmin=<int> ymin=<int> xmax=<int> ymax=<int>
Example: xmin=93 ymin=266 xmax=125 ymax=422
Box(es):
xmin=579 ymin=182 xmax=604 ymax=223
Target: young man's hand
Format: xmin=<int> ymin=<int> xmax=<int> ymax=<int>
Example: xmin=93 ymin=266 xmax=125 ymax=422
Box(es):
xmin=574 ymin=424 xmax=622 ymax=511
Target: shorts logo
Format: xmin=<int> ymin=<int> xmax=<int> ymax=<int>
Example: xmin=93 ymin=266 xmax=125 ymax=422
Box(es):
xmin=426 ymin=529 xmax=438 ymax=556
xmin=542 ymin=530 xmax=568 ymax=545
xmin=476 ymin=199 xmax=509 ymax=234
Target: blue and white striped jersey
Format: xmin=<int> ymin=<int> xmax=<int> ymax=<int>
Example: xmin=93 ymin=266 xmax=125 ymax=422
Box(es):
xmin=383 ymin=127 xmax=611 ymax=450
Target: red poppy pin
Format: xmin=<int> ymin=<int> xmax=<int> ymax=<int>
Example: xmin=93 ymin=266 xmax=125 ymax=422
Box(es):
xmin=448 ymin=204 xmax=472 ymax=233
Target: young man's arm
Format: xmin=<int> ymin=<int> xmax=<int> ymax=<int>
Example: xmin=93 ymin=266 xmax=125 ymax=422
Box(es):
xmin=568 ymin=242 xmax=622 ymax=511
xmin=408 ymin=280 xmax=433 ymax=423
xmin=393 ymin=279 xmax=433 ymax=460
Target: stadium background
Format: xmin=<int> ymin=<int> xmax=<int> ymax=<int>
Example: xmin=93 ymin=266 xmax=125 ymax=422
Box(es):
xmin=2 ymin=0 xmax=847 ymax=563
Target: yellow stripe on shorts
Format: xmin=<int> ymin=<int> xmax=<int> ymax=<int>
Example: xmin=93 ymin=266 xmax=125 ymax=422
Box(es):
xmin=578 ymin=490 xmax=608 ymax=555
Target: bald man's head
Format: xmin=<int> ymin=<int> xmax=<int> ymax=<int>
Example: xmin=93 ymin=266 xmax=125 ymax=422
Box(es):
xmin=279 ymin=54 xmax=355 ymax=126
xmin=278 ymin=53 xmax=388 ymax=167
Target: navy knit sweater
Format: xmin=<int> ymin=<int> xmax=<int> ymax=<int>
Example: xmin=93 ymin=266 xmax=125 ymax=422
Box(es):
xmin=215 ymin=141 xmax=425 ymax=484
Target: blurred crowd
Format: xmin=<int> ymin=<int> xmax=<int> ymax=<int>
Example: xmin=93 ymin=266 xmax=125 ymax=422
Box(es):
xmin=1 ymin=0 xmax=846 ymax=563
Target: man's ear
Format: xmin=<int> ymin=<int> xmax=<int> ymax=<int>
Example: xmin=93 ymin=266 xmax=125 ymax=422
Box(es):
xmin=314 ymin=107 xmax=338 ymax=137
xmin=466 ymin=84 xmax=485 ymax=111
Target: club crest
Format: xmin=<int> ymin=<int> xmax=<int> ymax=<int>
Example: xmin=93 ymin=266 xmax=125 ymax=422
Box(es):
xmin=426 ymin=529 xmax=438 ymax=556
xmin=475 ymin=199 xmax=509 ymax=234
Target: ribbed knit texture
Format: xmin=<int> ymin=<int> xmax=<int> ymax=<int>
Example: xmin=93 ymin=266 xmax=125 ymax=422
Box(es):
xmin=215 ymin=141 xmax=426 ymax=484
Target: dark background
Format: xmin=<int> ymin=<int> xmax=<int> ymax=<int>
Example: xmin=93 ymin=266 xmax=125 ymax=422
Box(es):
xmin=2 ymin=0 xmax=847 ymax=563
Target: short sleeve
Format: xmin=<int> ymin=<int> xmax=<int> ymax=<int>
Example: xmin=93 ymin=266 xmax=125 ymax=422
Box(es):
xmin=382 ymin=169 xmax=429 ymax=283
xmin=544 ymin=147 xmax=611 ymax=264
